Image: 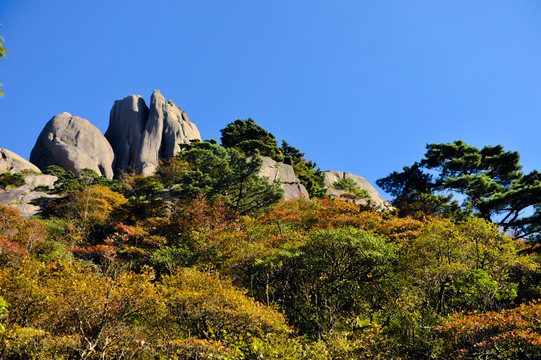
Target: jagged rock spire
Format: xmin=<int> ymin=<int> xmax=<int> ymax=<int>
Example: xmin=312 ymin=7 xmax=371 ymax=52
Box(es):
xmin=106 ymin=90 xmax=201 ymax=176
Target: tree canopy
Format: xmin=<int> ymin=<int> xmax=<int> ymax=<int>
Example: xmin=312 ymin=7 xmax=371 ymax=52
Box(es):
xmin=220 ymin=118 xmax=283 ymax=162
xmin=1 ymin=169 xmax=541 ymax=358
xmin=377 ymin=140 xmax=541 ymax=240
xmin=163 ymin=141 xmax=283 ymax=214
xmin=220 ymin=119 xmax=326 ymax=198
xmin=2 ymin=109 xmax=541 ymax=359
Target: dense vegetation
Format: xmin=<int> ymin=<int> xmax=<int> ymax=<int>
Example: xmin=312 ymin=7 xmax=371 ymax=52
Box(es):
xmin=1 ymin=122 xmax=541 ymax=359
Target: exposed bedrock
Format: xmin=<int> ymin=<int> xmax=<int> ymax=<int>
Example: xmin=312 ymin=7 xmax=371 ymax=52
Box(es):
xmin=324 ymin=170 xmax=393 ymax=211
xmin=0 ymin=147 xmax=59 ymax=218
xmin=0 ymin=148 xmax=41 ymax=173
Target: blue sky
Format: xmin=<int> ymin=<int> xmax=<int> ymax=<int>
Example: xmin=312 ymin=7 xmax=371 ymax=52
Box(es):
xmin=0 ymin=1 xmax=540 ymax=198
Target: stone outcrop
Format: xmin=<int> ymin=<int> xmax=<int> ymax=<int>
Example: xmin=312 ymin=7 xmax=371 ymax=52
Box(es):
xmin=30 ymin=113 xmax=115 ymax=178
xmin=0 ymin=173 xmax=59 ymax=218
xmin=324 ymin=170 xmax=392 ymax=211
xmin=106 ymin=90 xmax=201 ymax=177
xmin=260 ymin=156 xmax=309 ymax=200
xmin=0 ymin=148 xmax=41 ymax=173
xmin=22 ymin=174 xmax=58 ymax=190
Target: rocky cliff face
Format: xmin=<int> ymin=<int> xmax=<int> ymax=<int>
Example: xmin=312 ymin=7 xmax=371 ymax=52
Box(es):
xmin=106 ymin=90 xmax=201 ymax=176
xmin=6 ymin=91 xmax=392 ymax=211
xmin=30 ymin=113 xmax=116 ymax=178
xmin=324 ymin=170 xmax=392 ymax=211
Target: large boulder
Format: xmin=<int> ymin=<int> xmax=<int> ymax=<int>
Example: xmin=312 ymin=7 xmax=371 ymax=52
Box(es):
xmin=106 ymin=90 xmax=202 ymax=177
xmin=260 ymin=156 xmax=309 ymax=200
xmin=324 ymin=170 xmax=392 ymax=211
xmin=0 ymin=148 xmax=58 ymax=217
xmin=0 ymin=148 xmax=41 ymax=173
xmin=30 ymin=113 xmax=115 ymax=178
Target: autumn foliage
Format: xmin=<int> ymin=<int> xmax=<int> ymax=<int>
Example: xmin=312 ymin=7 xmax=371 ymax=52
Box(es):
xmin=1 ymin=149 xmax=541 ymax=359
xmin=436 ymin=300 xmax=541 ymax=359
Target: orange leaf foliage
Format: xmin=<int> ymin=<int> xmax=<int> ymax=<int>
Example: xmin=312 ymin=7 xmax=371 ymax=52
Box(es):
xmin=0 ymin=204 xmax=46 ymax=262
xmin=437 ymin=300 xmax=541 ymax=359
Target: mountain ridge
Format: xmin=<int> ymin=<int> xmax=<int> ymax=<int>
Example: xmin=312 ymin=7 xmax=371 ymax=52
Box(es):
xmin=1 ymin=90 xmax=391 ymax=215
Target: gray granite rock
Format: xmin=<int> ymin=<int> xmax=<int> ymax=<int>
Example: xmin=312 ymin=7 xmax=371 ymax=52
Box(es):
xmin=324 ymin=170 xmax=392 ymax=211
xmin=136 ymin=90 xmax=201 ymax=176
xmin=260 ymin=156 xmax=298 ymax=184
xmin=30 ymin=113 xmax=115 ymax=178
xmin=23 ymin=174 xmax=57 ymax=189
xmin=8 ymin=203 xmax=42 ymax=219
xmin=0 ymin=187 xmax=27 ymax=204
xmin=106 ymin=90 xmax=202 ymax=177
xmin=0 ymin=173 xmax=59 ymax=218
xmin=283 ymin=183 xmax=310 ymax=201
xmin=5 ymin=192 xmax=59 ymax=218
xmin=260 ymin=156 xmax=309 ymax=200
xmin=0 ymin=148 xmax=41 ymax=173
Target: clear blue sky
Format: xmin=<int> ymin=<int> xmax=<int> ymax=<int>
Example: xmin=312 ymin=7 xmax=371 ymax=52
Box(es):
xmin=1 ymin=1 xmax=540 ymax=198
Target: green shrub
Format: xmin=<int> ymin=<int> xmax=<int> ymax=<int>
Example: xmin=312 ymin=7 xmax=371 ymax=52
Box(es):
xmin=332 ymin=178 xmax=370 ymax=202
xmin=0 ymin=172 xmax=25 ymax=189
xmin=221 ymin=118 xmax=284 ymax=162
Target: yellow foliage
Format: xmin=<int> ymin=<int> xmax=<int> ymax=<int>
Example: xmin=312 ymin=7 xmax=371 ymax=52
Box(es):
xmin=162 ymin=267 xmax=292 ymax=338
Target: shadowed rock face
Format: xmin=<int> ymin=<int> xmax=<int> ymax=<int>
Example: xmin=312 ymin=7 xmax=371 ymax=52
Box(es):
xmin=105 ymin=95 xmax=149 ymax=176
xmin=106 ymin=90 xmax=201 ymax=177
xmin=30 ymin=112 xmax=115 ymax=178
xmin=0 ymin=148 xmax=41 ymax=173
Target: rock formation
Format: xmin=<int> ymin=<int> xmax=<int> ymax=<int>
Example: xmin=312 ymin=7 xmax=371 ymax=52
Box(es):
xmin=260 ymin=156 xmax=309 ymax=200
xmin=324 ymin=170 xmax=392 ymax=211
xmin=3 ymin=92 xmax=397 ymax=215
xmin=20 ymin=92 xmax=390 ymax=212
xmin=30 ymin=113 xmax=115 ymax=178
xmin=0 ymin=148 xmax=41 ymax=173
xmin=106 ymin=90 xmax=201 ymax=177
xmin=105 ymin=95 xmax=149 ymax=176
xmin=0 ymin=172 xmax=58 ymax=218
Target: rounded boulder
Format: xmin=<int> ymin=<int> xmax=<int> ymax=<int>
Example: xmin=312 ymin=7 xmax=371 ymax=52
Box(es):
xmin=30 ymin=112 xmax=115 ymax=178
